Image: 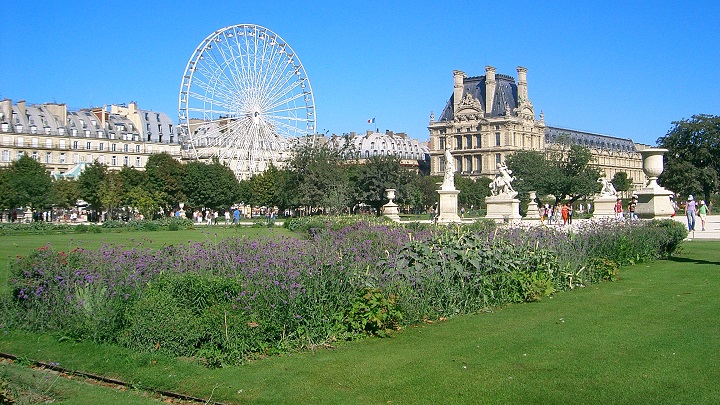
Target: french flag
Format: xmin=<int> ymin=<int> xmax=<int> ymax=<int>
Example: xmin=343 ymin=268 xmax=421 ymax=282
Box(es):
xmin=367 ymin=118 xmax=375 ymax=124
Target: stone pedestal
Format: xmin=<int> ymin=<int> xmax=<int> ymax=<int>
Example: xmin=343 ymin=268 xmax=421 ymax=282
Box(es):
xmin=524 ymin=191 xmax=541 ymax=219
xmin=592 ymin=195 xmax=618 ymax=219
xmin=382 ymin=189 xmax=401 ymax=222
xmin=635 ymin=187 xmax=674 ymax=219
xmin=485 ymin=195 xmax=522 ymax=223
xmin=437 ymin=189 xmax=461 ymax=223
xmin=635 ymin=148 xmax=675 ymax=219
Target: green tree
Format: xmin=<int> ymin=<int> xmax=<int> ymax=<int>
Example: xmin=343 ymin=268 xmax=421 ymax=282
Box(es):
xmin=658 ymin=114 xmax=720 ymax=203
xmin=181 ymin=159 xmax=240 ymax=210
xmin=0 ymin=155 xmax=53 ymax=210
xmin=77 ymin=160 xmax=108 ymax=211
xmin=99 ymin=171 xmax=124 ymax=220
xmin=285 ymin=140 xmax=355 ymax=211
xmin=51 ymin=179 xmax=80 ymax=209
xmin=455 ymin=174 xmax=491 ymax=210
xmin=507 ymin=145 xmax=601 ymax=204
xmin=357 ymin=154 xmax=414 ymax=215
xmin=145 ymin=153 xmax=185 ymax=213
xmin=125 ymin=186 xmax=162 ymax=220
xmin=411 ymin=175 xmax=442 ymax=213
xmin=611 ymin=171 xmax=633 ymax=197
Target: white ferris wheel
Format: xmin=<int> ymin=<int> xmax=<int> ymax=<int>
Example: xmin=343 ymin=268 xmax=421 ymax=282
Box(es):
xmin=178 ymin=24 xmax=316 ymax=179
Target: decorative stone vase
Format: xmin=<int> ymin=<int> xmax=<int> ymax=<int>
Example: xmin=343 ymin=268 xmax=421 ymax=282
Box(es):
xmin=640 ymin=148 xmax=668 ymax=189
xmin=385 ymin=188 xmax=396 ymax=204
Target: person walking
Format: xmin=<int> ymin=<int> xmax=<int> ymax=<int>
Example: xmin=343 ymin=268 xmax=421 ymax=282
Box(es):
xmin=561 ymin=203 xmax=569 ymax=225
xmin=567 ymin=203 xmax=573 ymax=225
xmin=698 ymin=199 xmax=708 ymax=231
xmin=686 ymin=195 xmax=697 ymax=231
xmin=224 ymin=210 xmax=230 ymax=225
xmin=614 ymin=198 xmax=624 ymax=221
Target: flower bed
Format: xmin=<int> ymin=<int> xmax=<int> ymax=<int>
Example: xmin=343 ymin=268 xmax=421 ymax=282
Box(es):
xmin=1 ymin=218 xmax=686 ymax=366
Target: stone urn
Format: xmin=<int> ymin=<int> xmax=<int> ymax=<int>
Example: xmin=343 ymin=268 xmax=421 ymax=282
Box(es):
xmin=640 ymin=148 xmax=668 ymax=189
xmin=382 ymin=189 xmax=400 ymax=221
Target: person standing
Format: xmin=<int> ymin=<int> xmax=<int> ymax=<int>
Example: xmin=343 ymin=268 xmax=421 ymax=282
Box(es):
xmin=567 ymin=203 xmax=573 ymax=225
xmin=698 ymin=200 xmax=708 ymax=231
xmin=614 ymin=198 xmax=624 ymax=221
xmin=224 ymin=210 xmax=230 ymax=225
xmin=561 ymin=203 xmax=569 ymax=225
xmin=686 ymin=195 xmax=697 ymax=231
xmin=628 ymin=197 xmax=638 ymax=220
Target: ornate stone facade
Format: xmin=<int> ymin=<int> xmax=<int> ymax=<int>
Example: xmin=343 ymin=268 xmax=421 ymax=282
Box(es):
xmin=0 ymin=99 xmax=181 ymax=178
xmin=428 ymin=66 xmax=648 ymax=192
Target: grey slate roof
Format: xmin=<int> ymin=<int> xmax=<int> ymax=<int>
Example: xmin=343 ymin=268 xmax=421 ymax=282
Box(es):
xmin=438 ymin=74 xmax=518 ymax=122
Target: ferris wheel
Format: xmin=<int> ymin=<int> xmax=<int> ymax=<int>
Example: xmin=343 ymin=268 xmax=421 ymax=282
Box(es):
xmin=178 ymin=24 xmax=316 ymax=178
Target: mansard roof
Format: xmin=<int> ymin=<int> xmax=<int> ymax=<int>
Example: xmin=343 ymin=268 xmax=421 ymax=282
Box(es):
xmin=438 ymin=73 xmax=518 ymax=122
xmin=545 ymin=126 xmax=637 ymax=153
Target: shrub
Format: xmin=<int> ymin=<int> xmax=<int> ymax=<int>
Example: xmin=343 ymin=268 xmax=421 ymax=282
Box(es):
xmin=340 ymin=288 xmax=403 ymax=338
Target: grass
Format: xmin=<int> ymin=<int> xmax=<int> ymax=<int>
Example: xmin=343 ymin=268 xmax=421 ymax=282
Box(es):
xmin=1 ymin=238 xmax=719 ymax=403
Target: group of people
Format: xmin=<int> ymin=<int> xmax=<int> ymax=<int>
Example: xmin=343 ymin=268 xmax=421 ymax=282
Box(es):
xmin=539 ymin=203 xmax=574 ymax=226
xmin=613 ymin=197 xmax=638 ymax=221
xmin=683 ymin=195 xmax=709 ymax=231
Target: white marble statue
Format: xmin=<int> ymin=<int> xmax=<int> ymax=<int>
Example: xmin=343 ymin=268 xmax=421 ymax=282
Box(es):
xmin=441 ymin=147 xmax=455 ymax=189
xmin=489 ymin=163 xmax=516 ymax=196
xmin=598 ymin=177 xmax=617 ymax=197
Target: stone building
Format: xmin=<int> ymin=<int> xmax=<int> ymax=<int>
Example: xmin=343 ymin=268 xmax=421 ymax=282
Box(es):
xmin=0 ymin=99 xmax=181 ymax=178
xmin=428 ymin=66 xmax=647 ymax=191
xmin=339 ymin=130 xmax=430 ymax=174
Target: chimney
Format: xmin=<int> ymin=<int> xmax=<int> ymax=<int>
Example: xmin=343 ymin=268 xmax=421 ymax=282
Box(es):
xmin=485 ymin=66 xmax=496 ymax=114
xmin=516 ymin=66 xmax=528 ymax=102
xmin=18 ymin=100 xmax=26 ymax=119
xmin=0 ymin=99 xmax=11 ymax=127
xmin=452 ymin=70 xmax=466 ymax=116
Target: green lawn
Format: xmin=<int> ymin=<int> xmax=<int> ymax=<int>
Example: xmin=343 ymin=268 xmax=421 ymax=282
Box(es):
xmin=2 ymin=239 xmax=719 ymax=404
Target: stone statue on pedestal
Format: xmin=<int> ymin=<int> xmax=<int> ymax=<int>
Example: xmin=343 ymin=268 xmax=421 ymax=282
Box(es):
xmin=441 ymin=147 xmax=455 ymax=190
xmin=489 ymin=163 xmax=516 ymax=197
xmin=598 ymin=177 xmax=617 ymax=197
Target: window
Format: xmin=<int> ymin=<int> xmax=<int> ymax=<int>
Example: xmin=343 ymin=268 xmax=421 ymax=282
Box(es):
xmin=85 ymin=142 xmax=91 ymax=150
xmin=456 ymin=157 xmax=462 ymax=172
xmin=99 ymin=142 xmax=104 ymax=151
xmin=111 ymin=143 xmax=117 ymax=152
xmin=158 ymin=124 xmax=162 ymax=134
xmin=72 ymin=141 xmax=78 ymax=149
xmin=1 ymin=150 xmax=9 ymax=162
xmin=16 ymin=151 xmax=25 ymax=160
xmin=475 ymin=134 xmax=481 ymax=148
xmin=124 ymin=156 xmax=129 ymax=166
xmin=455 ymin=136 xmax=462 ymax=149
xmin=45 ymin=152 xmax=52 ymax=163
xmin=31 ymin=151 xmax=39 ymax=161
xmin=46 ymin=139 xmax=52 ymax=148
xmin=17 ymin=137 xmax=24 ymax=147
xmin=135 ymin=145 xmax=140 ymax=153
xmin=32 ymin=138 xmax=39 ymax=147
xmin=111 ymin=156 xmax=117 ymax=166
xmin=59 ymin=153 xmax=66 ymax=164
xmin=475 ymin=156 xmax=482 ymax=173
xmin=495 ymin=133 xmax=501 ymax=146
xmin=169 ymin=124 xmax=173 ymax=134
xmin=439 ymin=137 xmax=445 ymax=150
xmin=135 ymin=157 xmax=141 ymax=167
xmin=495 ymin=153 xmax=502 ymax=166
xmin=123 ymin=144 xmax=129 ymax=152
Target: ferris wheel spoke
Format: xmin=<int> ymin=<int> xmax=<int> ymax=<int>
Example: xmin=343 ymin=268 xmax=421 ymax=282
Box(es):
xmin=188 ymin=75 xmax=240 ymax=110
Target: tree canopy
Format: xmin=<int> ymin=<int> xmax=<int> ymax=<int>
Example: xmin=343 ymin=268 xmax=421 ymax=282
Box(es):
xmin=0 ymin=155 xmax=53 ymax=209
xmin=657 ymin=114 xmax=720 ymax=203
xmin=506 ymin=145 xmax=602 ymax=204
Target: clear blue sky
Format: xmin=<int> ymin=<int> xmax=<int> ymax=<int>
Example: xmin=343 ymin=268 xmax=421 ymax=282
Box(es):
xmin=1 ymin=1 xmax=717 ymax=146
